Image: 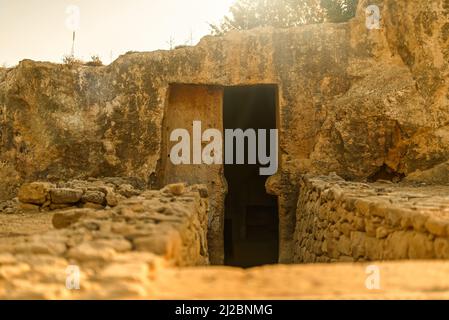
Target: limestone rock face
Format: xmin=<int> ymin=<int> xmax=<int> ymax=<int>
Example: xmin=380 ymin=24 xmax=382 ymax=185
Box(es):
xmin=0 ymin=0 xmax=447 ymax=197
xmin=384 ymin=0 xmax=449 ymax=101
xmin=381 ymin=0 xmax=449 ymax=176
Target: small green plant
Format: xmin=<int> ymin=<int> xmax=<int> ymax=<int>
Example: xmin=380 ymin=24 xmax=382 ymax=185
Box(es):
xmin=85 ymin=55 xmax=103 ymax=67
xmin=210 ymin=0 xmax=359 ymax=35
xmin=62 ymin=55 xmax=84 ymax=66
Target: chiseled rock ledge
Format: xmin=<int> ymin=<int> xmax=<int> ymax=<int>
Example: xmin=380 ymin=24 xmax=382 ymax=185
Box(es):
xmin=295 ymin=175 xmax=449 ymax=263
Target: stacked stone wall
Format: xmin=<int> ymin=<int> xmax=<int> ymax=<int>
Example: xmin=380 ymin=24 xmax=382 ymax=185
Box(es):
xmin=294 ymin=175 xmax=449 ymax=263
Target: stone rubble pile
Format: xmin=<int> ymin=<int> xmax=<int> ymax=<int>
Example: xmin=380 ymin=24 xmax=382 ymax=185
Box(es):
xmin=17 ymin=178 xmax=144 ymax=212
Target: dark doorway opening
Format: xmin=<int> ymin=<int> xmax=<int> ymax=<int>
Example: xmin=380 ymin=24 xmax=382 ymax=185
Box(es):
xmin=223 ymin=85 xmax=279 ymax=268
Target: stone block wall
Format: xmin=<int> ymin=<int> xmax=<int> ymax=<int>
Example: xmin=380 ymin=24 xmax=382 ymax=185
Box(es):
xmin=0 ymin=182 xmax=210 ymax=298
xmin=294 ymin=175 xmax=449 ymax=263
xmin=0 ymin=181 xmax=209 ymax=287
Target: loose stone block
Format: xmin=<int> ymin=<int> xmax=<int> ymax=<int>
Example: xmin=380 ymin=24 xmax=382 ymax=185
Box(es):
xmin=18 ymin=203 xmax=40 ymax=212
xmin=105 ymin=190 xmax=119 ymax=207
xmin=354 ymin=199 xmax=370 ymax=216
xmin=365 ymin=217 xmax=381 ymax=237
xmin=384 ymin=231 xmax=410 ymax=259
xmin=337 ymin=235 xmax=352 ymax=256
xmin=339 ymin=222 xmax=352 ymax=237
xmin=385 ymin=208 xmax=404 ymax=227
xmin=425 ymin=218 xmax=448 ymax=237
xmin=81 ymin=191 xmax=106 ymax=204
xmin=117 ymin=184 xmax=141 ymax=197
xmin=411 ymin=213 xmax=428 ymax=233
xmin=370 ymin=202 xmax=389 ymax=218
xmin=408 ymin=233 xmax=435 ymax=259
xmin=376 ymin=226 xmax=391 ymax=239
xmin=18 ymin=182 xmax=53 ymax=205
xmin=364 ymin=237 xmax=384 ymax=261
xmin=52 ymin=209 xmax=92 ymax=229
xmin=165 ymin=183 xmax=186 ymax=196
xmin=50 ymin=188 xmax=83 ymax=204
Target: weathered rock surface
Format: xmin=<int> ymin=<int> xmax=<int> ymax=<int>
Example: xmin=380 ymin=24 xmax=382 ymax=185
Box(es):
xmin=50 ymin=188 xmax=83 ymax=204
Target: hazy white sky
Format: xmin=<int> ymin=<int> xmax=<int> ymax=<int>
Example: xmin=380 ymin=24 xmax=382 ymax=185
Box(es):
xmin=0 ymin=0 xmax=235 ymax=66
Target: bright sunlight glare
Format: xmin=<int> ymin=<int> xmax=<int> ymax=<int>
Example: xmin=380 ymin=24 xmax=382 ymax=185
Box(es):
xmin=0 ymin=0 xmax=236 ymax=66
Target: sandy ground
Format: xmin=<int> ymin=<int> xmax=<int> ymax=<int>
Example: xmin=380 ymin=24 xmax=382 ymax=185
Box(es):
xmin=0 ymin=212 xmax=54 ymax=238
xmin=150 ymin=262 xmax=449 ymax=300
